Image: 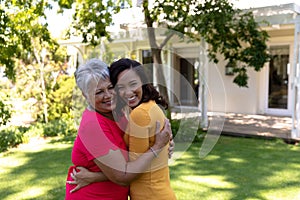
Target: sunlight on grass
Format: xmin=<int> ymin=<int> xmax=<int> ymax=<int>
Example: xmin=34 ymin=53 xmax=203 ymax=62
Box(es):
xmin=0 ymin=155 xmax=29 ymax=173
xmin=202 ymin=155 xmax=220 ymax=161
xmin=226 ymin=157 xmax=246 ymax=163
xmin=184 ymin=175 xmax=236 ymax=189
xmin=169 ymin=142 xmax=193 ymax=166
xmin=11 ymin=187 xmax=46 ymax=200
xmin=262 ymin=188 xmax=300 ymax=200
xmin=172 ymin=177 xmax=235 ymax=200
xmin=0 ymin=139 xmax=73 ymax=200
xmin=1 ymin=136 xmax=300 ymax=200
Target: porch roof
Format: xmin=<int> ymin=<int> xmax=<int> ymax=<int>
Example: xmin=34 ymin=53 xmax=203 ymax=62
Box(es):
xmin=248 ymin=3 xmax=300 ymax=26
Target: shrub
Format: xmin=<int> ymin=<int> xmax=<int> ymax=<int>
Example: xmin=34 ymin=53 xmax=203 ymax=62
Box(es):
xmin=47 ymin=75 xmax=76 ymax=121
xmin=0 ymin=126 xmax=25 ymax=152
xmin=171 ymin=118 xmax=203 ymax=143
xmin=42 ymin=118 xmax=77 ymax=137
xmin=23 ymin=122 xmax=45 ymax=140
xmin=0 ymin=100 xmax=12 ymax=126
xmin=0 ymin=117 xmax=78 ymax=152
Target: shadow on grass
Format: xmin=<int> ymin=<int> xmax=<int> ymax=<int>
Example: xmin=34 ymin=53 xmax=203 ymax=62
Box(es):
xmin=170 ymin=136 xmax=300 ymax=200
xmin=1 ymin=135 xmax=300 ymax=200
xmin=0 ymin=141 xmax=73 ymax=200
xmin=49 ymin=135 xmax=76 ymax=144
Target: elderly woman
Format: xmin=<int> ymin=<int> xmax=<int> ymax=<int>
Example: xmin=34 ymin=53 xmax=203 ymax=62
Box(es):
xmin=65 ymin=58 xmax=171 ymax=200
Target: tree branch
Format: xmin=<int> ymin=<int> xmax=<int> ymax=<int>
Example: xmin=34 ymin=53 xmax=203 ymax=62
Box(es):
xmin=159 ymin=31 xmax=175 ymax=49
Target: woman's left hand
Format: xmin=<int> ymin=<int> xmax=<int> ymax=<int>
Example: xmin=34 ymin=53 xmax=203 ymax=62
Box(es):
xmin=168 ymin=135 xmax=175 ymax=159
xmin=157 ymin=119 xmax=175 ymax=158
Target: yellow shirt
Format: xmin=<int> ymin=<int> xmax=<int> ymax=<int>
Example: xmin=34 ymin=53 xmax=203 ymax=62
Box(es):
xmin=124 ymin=100 xmax=176 ymax=200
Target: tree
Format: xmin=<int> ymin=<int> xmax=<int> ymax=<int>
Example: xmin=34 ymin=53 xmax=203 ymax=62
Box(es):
xmin=144 ymin=0 xmax=270 ymax=86
xmin=1 ymin=0 xmax=67 ymax=123
xmin=13 ymin=45 xmax=69 ymax=123
xmin=58 ymin=0 xmax=270 ymax=120
xmin=0 ymin=0 xmax=57 ymax=79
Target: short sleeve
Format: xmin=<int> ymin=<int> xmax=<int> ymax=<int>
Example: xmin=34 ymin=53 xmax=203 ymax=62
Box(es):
xmin=127 ymin=107 xmax=153 ymax=139
xmin=131 ymin=107 xmax=151 ymax=125
xmin=126 ymin=107 xmax=152 ymax=157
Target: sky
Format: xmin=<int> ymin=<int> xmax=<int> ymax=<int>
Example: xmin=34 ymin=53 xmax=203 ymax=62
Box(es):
xmin=45 ymin=3 xmax=73 ymax=38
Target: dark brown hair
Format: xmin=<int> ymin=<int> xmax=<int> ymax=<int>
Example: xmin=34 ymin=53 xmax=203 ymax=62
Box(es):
xmin=109 ymin=58 xmax=168 ymax=114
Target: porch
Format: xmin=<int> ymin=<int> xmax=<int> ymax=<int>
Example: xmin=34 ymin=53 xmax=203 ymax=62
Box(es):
xmin=220 ymin=113 xmax=297 ymax=142
xmin=171 ymin=109 xmax=297 ymax=142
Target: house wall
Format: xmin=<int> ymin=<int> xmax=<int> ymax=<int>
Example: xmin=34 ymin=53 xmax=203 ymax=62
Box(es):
xmin=206 ymin=25 xmax=296 ymax=115
xmin=61 ymin=16 xmax=297 ymax=117
xmin=100 ymin=29 xmax=295 ymax=116
xmin=207 ymin=61 xmax=260 ymax=114
xmin=170 ymin=43 xmax=262 ymax=114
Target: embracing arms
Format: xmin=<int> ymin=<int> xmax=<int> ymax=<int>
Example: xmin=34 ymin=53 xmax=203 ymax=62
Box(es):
xmin=67 ymin=119 xmax=173 ymax=192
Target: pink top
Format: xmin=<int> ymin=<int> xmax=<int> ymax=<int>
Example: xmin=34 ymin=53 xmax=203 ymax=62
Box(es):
xmin=65 ymin=109 xmax=129 ymax=200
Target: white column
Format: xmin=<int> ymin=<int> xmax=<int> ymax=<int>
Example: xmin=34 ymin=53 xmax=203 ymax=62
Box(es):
xmin=291 ymin=14 xmax=300 ymax=138
xmin=199 ymin=39 xmax=208 ymax=128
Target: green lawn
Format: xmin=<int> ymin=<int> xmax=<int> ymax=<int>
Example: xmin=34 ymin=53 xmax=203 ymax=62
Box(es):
xmin=1 ymin=136 xmax=300 ymax=200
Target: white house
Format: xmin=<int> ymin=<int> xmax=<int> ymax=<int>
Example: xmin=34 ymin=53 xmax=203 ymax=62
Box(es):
xmin=60 ymin=1 xmax=300 ymax=138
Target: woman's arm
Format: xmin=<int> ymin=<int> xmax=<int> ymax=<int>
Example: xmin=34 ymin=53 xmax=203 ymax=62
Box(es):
xmin=94 ymin=119 xmax=171 ymax=186
xmin=69 ymin=134 xmax=174 ymax=191
xmin=68 ymin=119 xmax=171 ymax=189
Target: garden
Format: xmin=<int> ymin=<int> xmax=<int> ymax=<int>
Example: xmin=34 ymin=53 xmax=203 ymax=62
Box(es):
xmin=1 ymin=1 xmax=299 ymax=199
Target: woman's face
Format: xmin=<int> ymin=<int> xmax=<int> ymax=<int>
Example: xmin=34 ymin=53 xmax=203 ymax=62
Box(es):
xmin=89 ymin=77 xmax=116 ymax=113
xmin=116 ymin=69 xmax=143 ymax=108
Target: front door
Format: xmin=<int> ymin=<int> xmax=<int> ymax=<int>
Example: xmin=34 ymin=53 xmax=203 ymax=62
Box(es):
xmin=266 ymin=45 xmax=291 ymax=115
xmin=180 ymin=58 xmax=198 ymax=106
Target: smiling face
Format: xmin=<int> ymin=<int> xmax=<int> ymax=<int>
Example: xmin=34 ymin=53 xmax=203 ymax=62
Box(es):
xmin=88 ymin=77 xmax=116 ymax=114
xmin=116 ymin=69 xmax=143 ymax=109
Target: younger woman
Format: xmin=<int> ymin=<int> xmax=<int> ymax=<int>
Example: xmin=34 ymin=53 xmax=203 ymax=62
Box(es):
xmin=109 ymin=58 xmax=176 ymax=200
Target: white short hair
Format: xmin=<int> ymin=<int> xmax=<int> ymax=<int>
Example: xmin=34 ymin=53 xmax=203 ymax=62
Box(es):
xmin=74 ymin=58 xmax=110 ymax=97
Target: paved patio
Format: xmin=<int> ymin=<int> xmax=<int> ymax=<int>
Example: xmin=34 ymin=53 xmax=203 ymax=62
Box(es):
xmin=172 ymin=110 xmax=298 ymax=142
xmin=220 ymin=113 xmax=296 ymax=141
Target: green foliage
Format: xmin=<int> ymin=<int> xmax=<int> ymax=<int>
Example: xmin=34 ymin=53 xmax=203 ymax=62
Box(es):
xmin=2 ymin=0 xmax=270 ymax=88
xmin=0 ymin=9 xmax=17 ymax=80
xmin=153 ymin=0 xmax=270 ymax=87
xmin=233 ymin=67 xmax=249 ymax=87
xmin=26 ymin=118 xmax=77 ymax=138
xmin=0 ymin=100 xmax=11 ymax=126
xmin=0 ymin=118 xmax=77 ymax=152
xmin=57 ymin=0 xmax=75 ymax=9
xmin=66 ymin=0 xmax=119 ymax=46
xmin=12 ymin=45 xmax=69 ymax=122
xmin=41 ymin=118 xmax=77 ymax=137
xmin=171 ymin=118 xmax=203 ymax=142
xmin=48 ymin=75 xmax=76 ymax=121
xmin=71 ymin=86 xmax=87 ymax=127
xmin=0 ymin=0 xmax=57 ymax=80
xmin=0 ymin=81 xmax=13 ymax=126
xmin=0 ymin=126 xmax=25 ymax=152
xmin=61 ymin=0 xmax=270 ymax=87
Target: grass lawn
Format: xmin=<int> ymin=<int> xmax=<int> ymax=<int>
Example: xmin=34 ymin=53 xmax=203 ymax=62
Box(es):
xmin=1 ymin=136 xmax=300 ymax=199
